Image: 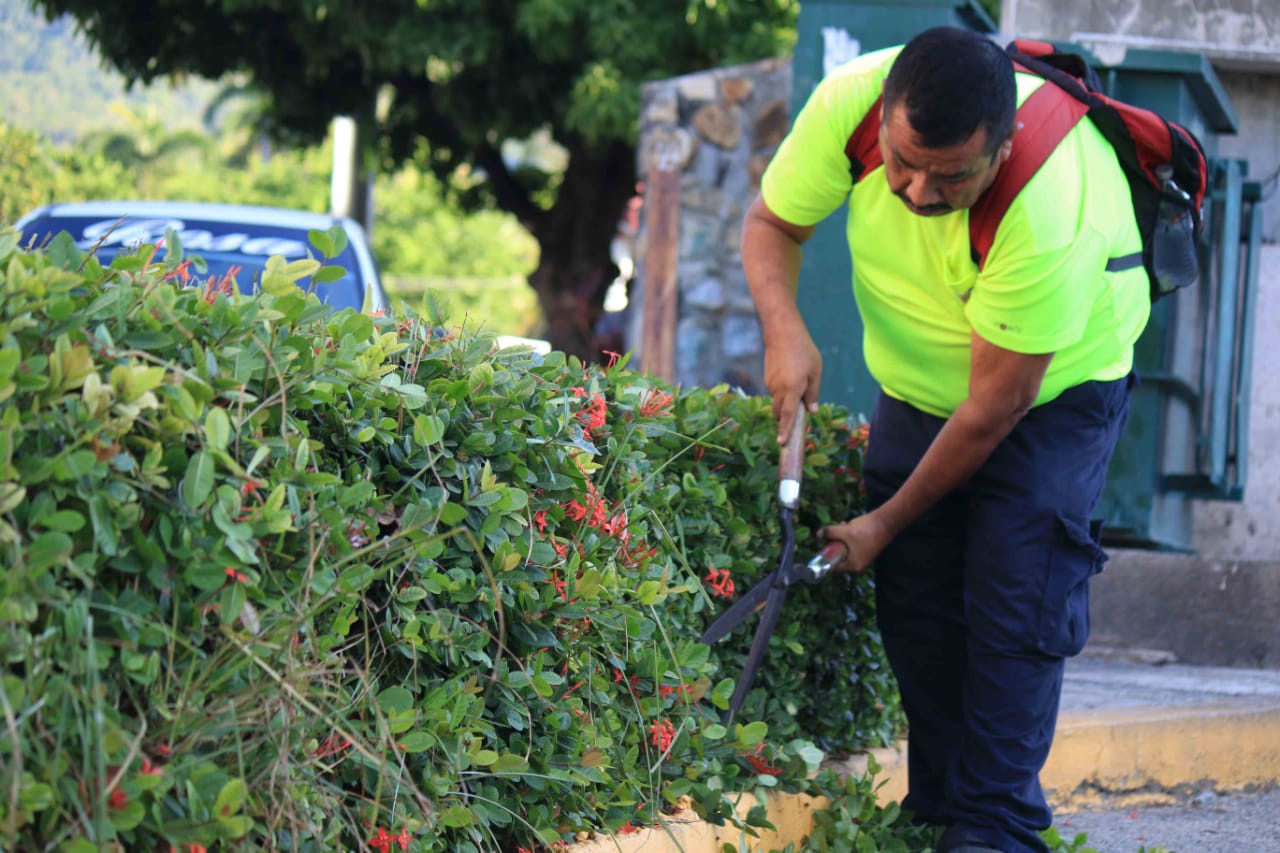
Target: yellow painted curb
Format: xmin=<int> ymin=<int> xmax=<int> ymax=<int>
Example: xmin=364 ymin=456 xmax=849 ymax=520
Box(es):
xmin=569 ymin=703 xmax=1280 ymax=853
xmin=1046 ymin=703 xmax=1280 ymax=806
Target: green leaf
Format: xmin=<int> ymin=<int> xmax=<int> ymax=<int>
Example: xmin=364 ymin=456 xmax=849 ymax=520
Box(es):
xmin=18 ymin=781 xmax=54 ymax=812
xmin=182 ymin=451 xmax=216 ymax=508
xmin=213 ymin=777 xmax=247 ymax=820
xmin=635 ymin=580 xmax=661 ymax=605
xmin=205 ymin=406 xmax=231 ymax=451
xmin=0 ymin=228 xmax=18 ymax=262
xmin=58 ymin=841 xmax=98 ymax=853
xmin=735 ymin=720 xmax=769 ymax=748
xmin=466 ymin=490 xmax=503 ymax=508
xmin=492 ymin=752 xmax=529 ymax=773
xmin=377 ymin=686 xmax=414 ymax=715
xmin=26 ymin=531 xmax=72 ymax=575
xmin=438 ymin=502 xmax=467 ymax=525
xmin=312 ymin=265 xmax=346 ymax=284
xmin=308 ymin=228 xmax=336 ymax=258
xmin=413 ymin=413 xmax=444 ymax=446
xmin=0 ymin=482 xmax=26 ymax=515
xmin=396 ymin=731 xmax=436 ymax=753
xmin=471 ymin=749 xmax=499 ymax=767
xmin=438 ymin=805 xmax=475 ymax=828
xmin=109 ymin=799 xmax=145 ymax=831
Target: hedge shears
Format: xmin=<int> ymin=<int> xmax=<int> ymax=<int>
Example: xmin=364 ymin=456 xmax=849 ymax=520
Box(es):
xmin=700 ymin=411 xmax=847 ymax=723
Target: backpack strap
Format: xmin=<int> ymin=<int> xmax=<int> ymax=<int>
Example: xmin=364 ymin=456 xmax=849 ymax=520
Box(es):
xmin=968 ymin=73 xmax=1090 ymax=269
xmin=841 ymin=74 xmax=1092 ymax=271
xmin=845 ymin=94 xmax=884 ymax=180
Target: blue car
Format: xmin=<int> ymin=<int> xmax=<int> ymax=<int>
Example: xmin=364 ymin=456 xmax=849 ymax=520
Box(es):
xmin=14 ymin=200 xmax=390 ymax=315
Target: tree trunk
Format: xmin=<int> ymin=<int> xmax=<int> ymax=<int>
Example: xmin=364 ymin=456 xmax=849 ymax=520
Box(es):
xmin=528 ymin=136 xmax=637 ymax=363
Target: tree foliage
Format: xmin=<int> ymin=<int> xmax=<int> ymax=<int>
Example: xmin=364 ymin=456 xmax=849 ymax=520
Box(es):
xmin=0 ymin=121 xmax=131 ymax=225
xmin=0 ymin=0 xmax=217 ymax=143
xmin=30 ymin=0 xmax=800 ymax=358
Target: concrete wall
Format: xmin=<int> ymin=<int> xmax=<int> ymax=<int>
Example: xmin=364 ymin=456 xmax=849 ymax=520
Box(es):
xmin=1193 ymin=248 xmax=1280 ymax=559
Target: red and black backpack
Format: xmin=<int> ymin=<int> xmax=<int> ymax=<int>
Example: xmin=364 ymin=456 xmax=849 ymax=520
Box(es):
xmin=844 ymin=39 xmax=1208 ymax=301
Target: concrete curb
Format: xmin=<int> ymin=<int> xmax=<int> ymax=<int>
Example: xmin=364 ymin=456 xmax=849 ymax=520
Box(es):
xmin=569 ymin=700 xmax=1280 ymax=852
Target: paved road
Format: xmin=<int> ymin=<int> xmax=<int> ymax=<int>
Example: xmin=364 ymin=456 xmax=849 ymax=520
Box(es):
xmin=1054 ymin=787 xmax=1280 ymax=852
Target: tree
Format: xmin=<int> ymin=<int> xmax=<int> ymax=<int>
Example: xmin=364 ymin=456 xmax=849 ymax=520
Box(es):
xmin=0 ymin=120 xmax=131 ymax=225
xmin=31 ymin=0 xmax=798 ymax=359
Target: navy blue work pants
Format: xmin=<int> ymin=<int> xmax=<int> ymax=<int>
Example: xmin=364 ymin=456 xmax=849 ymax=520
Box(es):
xmin=864 ymin=376 xmax=1133 ymax=853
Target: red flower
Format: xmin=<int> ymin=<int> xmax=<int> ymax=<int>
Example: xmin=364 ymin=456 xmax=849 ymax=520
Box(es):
xmin=533 ymin=509 xmax=548 ymax=533
xmin=638 ymin=386 xmax=674 ymax=418
xmin=393 ymin=827 xmax=412 ymax=850
xmin=648 ymin=718 xmax=675 ymax=753
xmin=613 ymin=668 xmax=640 ymax=696
xmin=225 ymin=567 xmax=249 ymax=584
xmin=743 ymin=752 xmax=782 ymax=776
xmin=108 ymin=787 xmax=128 ymax=810
xmin=163 ymin=258 xmax=193 ymax=285
xmin=240 ymin=478 xmax=264 ymax=497
xmin=368 ymin=826 xmax=392 ymax=853
xmin=705 ymin=567 xmax=735 ymax=599
xmin=657 ymin=683 xmax=691 ymax=700
xmin=577 ymin=392 xmax=607 ymax=437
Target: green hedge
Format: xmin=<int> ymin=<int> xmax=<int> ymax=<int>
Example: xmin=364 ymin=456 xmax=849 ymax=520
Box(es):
xmin=0 ymin=228 xmax=900 ymax=852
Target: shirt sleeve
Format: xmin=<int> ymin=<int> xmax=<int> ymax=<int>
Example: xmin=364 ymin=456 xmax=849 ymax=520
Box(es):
xmin=760 ymin=53 xmax=889 ymax=227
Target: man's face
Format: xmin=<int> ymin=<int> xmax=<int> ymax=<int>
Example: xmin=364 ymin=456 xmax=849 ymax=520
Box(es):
xmin=879 ymin=102 xmax=1014 ymax=216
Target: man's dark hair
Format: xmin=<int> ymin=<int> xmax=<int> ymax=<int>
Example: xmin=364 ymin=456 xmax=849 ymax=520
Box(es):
xmin=883 ymin=27 xmax=1016 ymax=156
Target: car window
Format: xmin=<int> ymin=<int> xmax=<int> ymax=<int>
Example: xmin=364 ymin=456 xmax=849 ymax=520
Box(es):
xmin=18 ymin=214 xmax=367 ymax=313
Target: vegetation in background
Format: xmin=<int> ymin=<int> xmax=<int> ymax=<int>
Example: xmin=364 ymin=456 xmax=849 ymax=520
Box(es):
xmin=27 ymin=0 xmax=801 ymax=360
xmin=0 ymin=0 xmax=218 ymax=144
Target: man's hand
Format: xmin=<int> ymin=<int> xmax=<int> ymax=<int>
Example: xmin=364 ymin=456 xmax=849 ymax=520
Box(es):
xmin=741 ymin=194 xmax=820 ymax=444
xmin=763 ymin=333 xmax=822 ymax=444
xmin=818 ymin=513 xmax=893 ymax=574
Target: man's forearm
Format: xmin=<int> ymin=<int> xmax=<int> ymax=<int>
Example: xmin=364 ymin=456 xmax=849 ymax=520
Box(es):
xmin=872 ymin=398 xmax=1023 ymax=539
xmin=742 ymin=199 xmax=813 ymax=346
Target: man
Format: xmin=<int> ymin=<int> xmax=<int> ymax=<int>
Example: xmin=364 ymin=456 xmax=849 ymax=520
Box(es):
xmin=742 ymin=27 xmax=1149 ymax=853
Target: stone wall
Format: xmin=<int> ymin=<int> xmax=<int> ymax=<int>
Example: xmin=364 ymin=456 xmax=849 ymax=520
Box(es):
xmin=632 ymin=59 xmax=792 ymax=394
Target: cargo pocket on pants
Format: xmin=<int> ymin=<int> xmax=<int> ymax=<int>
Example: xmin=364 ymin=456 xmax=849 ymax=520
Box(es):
xmin=1036 ymin=513 xmax=1108 ymax=658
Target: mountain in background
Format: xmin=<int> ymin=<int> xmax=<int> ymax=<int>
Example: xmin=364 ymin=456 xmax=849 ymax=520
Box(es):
xmin=0 ymin=0 xmax=222 ymax=144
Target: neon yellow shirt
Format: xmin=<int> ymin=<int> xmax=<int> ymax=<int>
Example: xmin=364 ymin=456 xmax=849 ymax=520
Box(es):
xmin=761 ymin=46 xmax=1150 ymax=417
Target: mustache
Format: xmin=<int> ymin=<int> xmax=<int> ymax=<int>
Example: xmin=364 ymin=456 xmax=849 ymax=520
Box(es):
xmin=894 ymin=191 xmax=952 ymax=215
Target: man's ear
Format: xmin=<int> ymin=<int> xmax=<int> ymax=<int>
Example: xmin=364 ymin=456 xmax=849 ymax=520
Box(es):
xmin=997 ymin=121 xmax=1023 ymax=164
